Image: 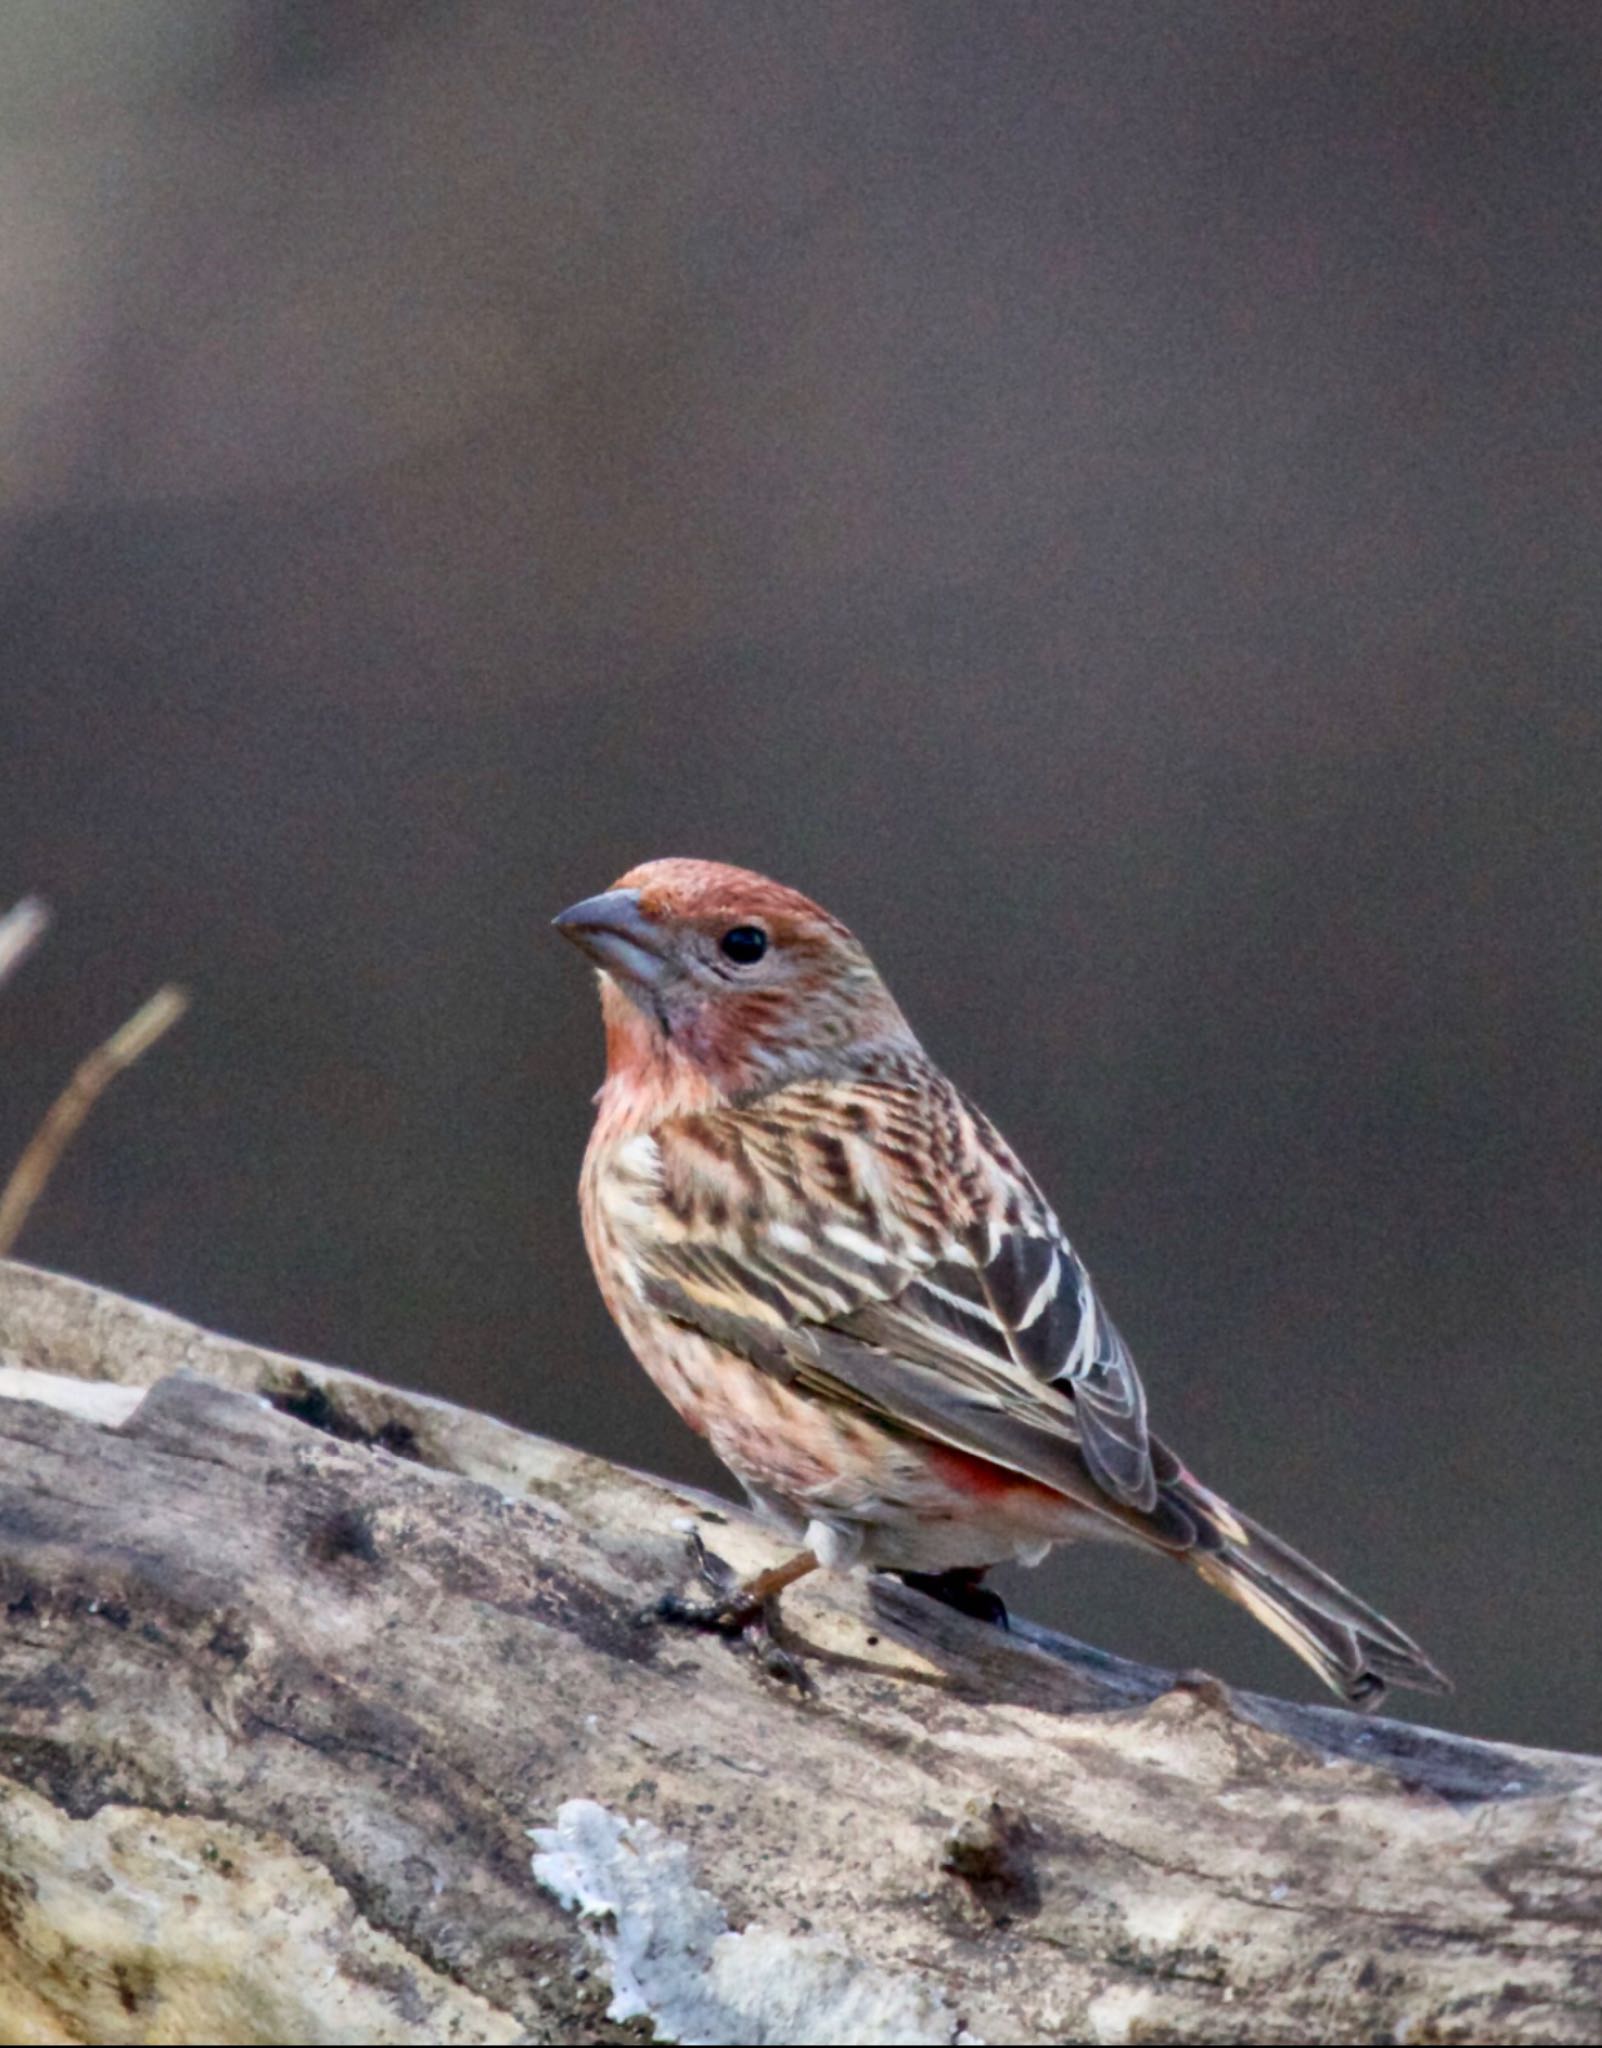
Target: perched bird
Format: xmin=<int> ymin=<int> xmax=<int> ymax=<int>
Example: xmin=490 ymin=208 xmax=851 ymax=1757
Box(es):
xmin=555 ymin=857 xmax=1447 ymax=1707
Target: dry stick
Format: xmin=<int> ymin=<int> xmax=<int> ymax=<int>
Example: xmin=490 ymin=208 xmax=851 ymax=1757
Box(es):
xmin=0 ymin=985 xmax=189 ymax=1257
xmin=0 ymin=898 xmax=51 ymax=992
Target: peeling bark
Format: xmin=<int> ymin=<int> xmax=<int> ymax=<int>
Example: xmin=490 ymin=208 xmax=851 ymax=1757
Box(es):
xmin=0 ymin=1260 xmax=1597 ymax=2045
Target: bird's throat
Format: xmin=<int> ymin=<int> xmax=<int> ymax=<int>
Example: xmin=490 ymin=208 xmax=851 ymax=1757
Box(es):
xmin=599 ymin=976 xmax=730 ymax=1120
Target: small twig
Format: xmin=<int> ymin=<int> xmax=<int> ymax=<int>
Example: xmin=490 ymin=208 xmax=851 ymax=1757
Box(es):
xmin=0 ymin=898 xmax=51 ymax=992
xmin=0 ymin=985 xmax=189 ymax=1257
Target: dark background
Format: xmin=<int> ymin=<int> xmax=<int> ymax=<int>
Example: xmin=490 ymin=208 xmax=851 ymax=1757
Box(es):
xmin=1 ymin=2 xmax=1597 ymax=1751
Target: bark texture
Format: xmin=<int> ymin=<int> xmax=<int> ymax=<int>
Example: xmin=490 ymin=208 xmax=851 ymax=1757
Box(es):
xmin=0 ymin=1259 xmax=1597 ymax=2045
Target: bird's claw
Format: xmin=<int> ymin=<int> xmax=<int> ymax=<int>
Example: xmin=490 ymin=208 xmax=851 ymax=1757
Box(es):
xmin=752 ymin=1634 xmax=812 ymax=1691
xmin=637 ymin=1533 xmax=814 ymax=1692
xmin=684 ymin=1527 xmax=739 ymax=1601
xmin=644 ymin=1588 xmax=753 ymax=1636
xmin=895 ymin=1566 xmax=1011 ymax=1630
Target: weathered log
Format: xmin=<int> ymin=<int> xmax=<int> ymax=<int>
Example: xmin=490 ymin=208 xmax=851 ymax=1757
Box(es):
xmin=0 ymin=1259 xmax=1597 ymax=2045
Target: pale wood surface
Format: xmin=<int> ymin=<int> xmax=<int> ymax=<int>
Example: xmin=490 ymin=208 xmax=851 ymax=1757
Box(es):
xmin=0 ymin=1260 xmax=1597 ymax=2044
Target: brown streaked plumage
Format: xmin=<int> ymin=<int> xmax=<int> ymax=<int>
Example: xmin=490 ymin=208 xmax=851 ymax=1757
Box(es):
xmin=555 ymin=857 xmax=1448 ymax=1707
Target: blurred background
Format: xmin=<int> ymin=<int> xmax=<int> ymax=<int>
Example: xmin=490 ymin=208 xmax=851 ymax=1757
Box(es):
xmin=0 ymin=1 xmax=1596 ymax=1751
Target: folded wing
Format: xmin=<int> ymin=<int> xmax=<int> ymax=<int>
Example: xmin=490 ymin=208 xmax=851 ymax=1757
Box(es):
xmin=633 ymin=1078 xmax=1160 ymax=1525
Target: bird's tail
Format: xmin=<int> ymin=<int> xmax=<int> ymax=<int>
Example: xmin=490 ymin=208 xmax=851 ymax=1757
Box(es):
xmin=1169 ymin=1471 xmax=1450 ymax=1709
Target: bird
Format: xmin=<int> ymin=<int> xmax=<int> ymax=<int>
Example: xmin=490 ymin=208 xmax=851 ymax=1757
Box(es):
xmin=554 ymin=857 xmax=1448 ymax=1708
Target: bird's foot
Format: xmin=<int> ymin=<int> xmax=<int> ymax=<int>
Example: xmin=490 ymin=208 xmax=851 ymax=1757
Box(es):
xmin=640 ymin=1531 xmax=815 ymax=1692
xmin=896 ymin=1565 xmax=1010 ymax=1630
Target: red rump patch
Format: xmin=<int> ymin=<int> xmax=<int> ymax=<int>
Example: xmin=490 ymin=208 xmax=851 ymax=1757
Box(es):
xmin=925 ymin=1441 xmax=1062 ymax=1504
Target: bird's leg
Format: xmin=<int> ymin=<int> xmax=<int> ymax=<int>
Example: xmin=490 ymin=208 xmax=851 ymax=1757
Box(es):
xmin=895 ymin=1565 xmax=1010 ymax=1630
xmin=643 ymin=1531 xmax=818 ymax=1689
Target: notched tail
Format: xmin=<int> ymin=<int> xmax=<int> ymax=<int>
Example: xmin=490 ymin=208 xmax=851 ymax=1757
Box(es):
xmin=1174 ymin=1475 xmax=1451 ymax=1710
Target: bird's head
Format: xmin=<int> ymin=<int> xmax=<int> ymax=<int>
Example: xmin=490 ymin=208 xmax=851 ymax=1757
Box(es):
xmin=554 ymin=858 xmax=916 ymax=1103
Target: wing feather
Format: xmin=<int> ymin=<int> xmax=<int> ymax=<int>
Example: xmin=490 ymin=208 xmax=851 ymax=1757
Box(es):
xmin=632 ymin=1079 xmax=1158 ymax=1520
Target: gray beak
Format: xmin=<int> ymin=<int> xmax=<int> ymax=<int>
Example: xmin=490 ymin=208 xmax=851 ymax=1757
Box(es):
xmin=552 ymin=887 xmax=671 ymax=989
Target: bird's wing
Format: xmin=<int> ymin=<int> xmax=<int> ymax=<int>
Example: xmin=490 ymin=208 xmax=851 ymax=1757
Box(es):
xmin=631 ymin=1076 xmax=1161 ymax=1517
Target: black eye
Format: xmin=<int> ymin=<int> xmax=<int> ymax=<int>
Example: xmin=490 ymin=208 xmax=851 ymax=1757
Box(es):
xmin=719 ymin=925 xmax=768 ymax=965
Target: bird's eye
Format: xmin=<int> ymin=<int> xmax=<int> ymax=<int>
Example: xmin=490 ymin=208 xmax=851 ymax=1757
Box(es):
xmin=719 ymin=925 xmax=768 ymax=965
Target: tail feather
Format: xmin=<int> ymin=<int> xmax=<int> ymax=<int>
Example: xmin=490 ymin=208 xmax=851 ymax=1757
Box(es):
xmin=1176 ymin=1480 xmax=1450 ymax=1709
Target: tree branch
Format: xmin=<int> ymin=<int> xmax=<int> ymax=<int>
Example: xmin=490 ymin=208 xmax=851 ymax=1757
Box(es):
xmin=0 ymin=1259 xmax=1597 ymax=2044
xmin=0 ymin=985 xmax=188 ymax=1257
